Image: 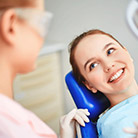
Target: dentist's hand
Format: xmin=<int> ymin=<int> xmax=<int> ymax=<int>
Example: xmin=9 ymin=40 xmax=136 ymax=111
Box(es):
xmin=123 ymin=122 xmax=138 ymax=138
xmin=60 ymin=109 xmax=90 ymax=138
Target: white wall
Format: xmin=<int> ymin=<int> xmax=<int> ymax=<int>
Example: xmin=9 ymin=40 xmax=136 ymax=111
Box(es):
xmin=44 ymin=0 xmax=138 ymax=113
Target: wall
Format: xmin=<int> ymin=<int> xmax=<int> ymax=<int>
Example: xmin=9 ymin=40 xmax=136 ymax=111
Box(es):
xmin=44 ymin=0 xmax=138 ymax=113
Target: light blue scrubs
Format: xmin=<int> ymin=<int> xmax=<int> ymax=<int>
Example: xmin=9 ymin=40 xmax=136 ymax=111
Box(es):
xmin=97 ymin=95 xmax=138 ymax=138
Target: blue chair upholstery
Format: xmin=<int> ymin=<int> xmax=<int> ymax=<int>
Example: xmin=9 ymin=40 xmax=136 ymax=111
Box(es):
xmin=65 ymin=71 xmax=110 ymax=138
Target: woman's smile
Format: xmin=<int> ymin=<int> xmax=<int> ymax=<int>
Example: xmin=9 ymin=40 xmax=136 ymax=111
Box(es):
xmin=108 ymin=68 xmax=125 ymax=83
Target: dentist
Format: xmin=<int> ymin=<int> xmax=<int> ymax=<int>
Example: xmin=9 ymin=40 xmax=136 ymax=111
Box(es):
xmin=0 ymin=0 xmax=88 ymax=137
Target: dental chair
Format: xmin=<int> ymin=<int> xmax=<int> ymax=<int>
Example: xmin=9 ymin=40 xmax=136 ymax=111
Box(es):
xmin=65 ymin=71 xmax=111 ymax=138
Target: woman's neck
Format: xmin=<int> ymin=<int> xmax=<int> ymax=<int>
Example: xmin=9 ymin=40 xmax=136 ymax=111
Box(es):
xmin=0 ymin=59 xmax=16 ymax=99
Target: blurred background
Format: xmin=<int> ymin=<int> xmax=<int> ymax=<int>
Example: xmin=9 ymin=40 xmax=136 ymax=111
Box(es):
xmin=14 ymin=0 xmax=138 ymax=136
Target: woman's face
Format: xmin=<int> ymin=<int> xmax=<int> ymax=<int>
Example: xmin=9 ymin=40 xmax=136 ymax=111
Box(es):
xmin=14 ymin=21 xmax=44 ymax=73
xmin=74 ymin=34 xmax=135 ymax=95
xmin=13 ymin=1 xmax=46 ymax=73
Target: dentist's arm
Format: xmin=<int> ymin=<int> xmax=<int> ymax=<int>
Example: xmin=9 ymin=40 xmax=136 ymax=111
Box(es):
xmin=123 ymin=122 xmax=138 ymax=138
xmin=60 ymin=109 xmax=90 ymax=138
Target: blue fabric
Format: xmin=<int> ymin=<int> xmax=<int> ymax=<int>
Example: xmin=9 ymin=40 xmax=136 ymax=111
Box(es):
xmin=97 ymin=95 xmax=138 ymax=138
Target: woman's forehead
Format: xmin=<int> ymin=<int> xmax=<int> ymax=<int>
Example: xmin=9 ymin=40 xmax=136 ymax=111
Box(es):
xmin=78 ymin=34 xmax=118 ymax=47
xmin=74 ymin=34 xmax=119 ymax=62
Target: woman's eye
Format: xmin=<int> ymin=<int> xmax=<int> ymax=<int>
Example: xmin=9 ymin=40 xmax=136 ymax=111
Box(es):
xmin=89 ymin=63 xmax=98 ymax=71
xmin=107 ymin=48 xmax=115 ymax=55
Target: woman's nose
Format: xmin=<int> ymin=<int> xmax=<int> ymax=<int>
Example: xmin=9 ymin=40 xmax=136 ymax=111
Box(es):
xmin=103 ymin=61 xmax=115 ymax=73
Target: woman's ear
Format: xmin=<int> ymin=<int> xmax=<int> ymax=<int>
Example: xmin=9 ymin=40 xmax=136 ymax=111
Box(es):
xmin=83 ymin=81 xmax=98 ymax=93
xmin=0 ymin=9 xmax=18 ymax=45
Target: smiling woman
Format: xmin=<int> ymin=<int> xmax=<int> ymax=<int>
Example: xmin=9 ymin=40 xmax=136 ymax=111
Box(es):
xmin=69 ymin=29 xmax=138 ymax=138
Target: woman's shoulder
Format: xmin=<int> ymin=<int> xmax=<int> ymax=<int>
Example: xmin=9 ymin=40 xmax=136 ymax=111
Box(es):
xmin=98 ymin=94 xmax=138 ymax=125
xmin=0 ymin=94 xmax=30 ymax=123
xmin=0 ymin=94 xmax=57 ymax=138
xmin=97 ymin=95 xmax=138 ymax=138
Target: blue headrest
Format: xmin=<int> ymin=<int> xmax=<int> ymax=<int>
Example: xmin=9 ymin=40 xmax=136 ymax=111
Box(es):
xmin=65 ymin=71 xmax=110 ymax=121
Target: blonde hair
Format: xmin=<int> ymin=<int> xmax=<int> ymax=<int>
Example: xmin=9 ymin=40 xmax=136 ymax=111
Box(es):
xmin=0 ymin=0 xmax=37 ymax=9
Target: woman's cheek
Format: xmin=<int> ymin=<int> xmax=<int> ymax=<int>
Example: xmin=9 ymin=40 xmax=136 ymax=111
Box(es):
xmin=89 ymin=70 xmax=103 ymax=85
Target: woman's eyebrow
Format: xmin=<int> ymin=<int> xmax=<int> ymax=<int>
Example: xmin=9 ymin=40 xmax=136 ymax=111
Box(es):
xmin=84 ymin=43 xmax=114 ymax=70
xmin=103 ymin=42 xmax=114 ymax=51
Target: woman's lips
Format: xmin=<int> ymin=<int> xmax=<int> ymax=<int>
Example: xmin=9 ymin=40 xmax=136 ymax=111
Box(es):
xmin=108 ymin=68 xmax=125 ymax=83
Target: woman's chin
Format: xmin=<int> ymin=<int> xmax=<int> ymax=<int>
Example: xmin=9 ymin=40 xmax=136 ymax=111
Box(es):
xmin=19 ymin=65 xmax=36 ymax=74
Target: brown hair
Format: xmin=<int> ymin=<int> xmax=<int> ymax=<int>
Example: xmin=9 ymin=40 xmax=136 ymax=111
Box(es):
xmin=69 ymin=29 xmax=124 ymax=84
xmin=0 ymin=0 xmax=37 ymax=9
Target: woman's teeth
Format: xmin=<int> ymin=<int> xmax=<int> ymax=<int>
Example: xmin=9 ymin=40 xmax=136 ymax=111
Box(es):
xmin=109 ymin=69 xmax=124 ymax=82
